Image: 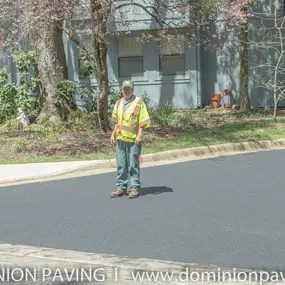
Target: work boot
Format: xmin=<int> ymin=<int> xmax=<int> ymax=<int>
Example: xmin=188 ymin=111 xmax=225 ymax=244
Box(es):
xmin=128 ymin=189 xmax=140 ymax=199
xmin=110 ymin=189 xmax=126 ymax=198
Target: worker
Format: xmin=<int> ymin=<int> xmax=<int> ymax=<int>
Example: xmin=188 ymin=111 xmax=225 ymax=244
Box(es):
xmin=110 ymin=79 xmax=151 ymax=199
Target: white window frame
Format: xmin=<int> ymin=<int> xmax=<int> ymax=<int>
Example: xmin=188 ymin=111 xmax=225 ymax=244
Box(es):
xmin=158 ymin=39 xmax=186 ymax=76
xmin=118 ymin=36 xmax=144 ymax=78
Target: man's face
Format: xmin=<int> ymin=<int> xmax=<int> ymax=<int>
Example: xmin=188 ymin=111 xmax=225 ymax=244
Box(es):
xmin=122 ymin=87 xmax=133 ymax=100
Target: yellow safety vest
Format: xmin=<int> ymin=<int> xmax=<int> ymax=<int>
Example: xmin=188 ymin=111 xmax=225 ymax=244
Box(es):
xmin=112 ymin=96 xmax=151 ymax=143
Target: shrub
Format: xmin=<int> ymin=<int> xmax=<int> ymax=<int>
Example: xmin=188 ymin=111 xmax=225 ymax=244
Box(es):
xmin=54 ymin=80 xmax=77 ymax=109
xmin=13 ymin=51 xmax=40 ymax=116
xmin=67 ymin=110 xmax=100 ymax=131
xmin=141 ymin=91 xmax=153 ymax=110
xmin=0 ymin=51 xmax=40 ymax=124
xmin=34 ymin=124 xmax=61 ymax=141
xmin=173 ymin=109 xmax=206 ymax=128
xmin=0 ymin=83 xmax=18 ymax=124
xmin=35 ymin=125 xmax=53 ymax=140
xmin=150 ymin=102 xmax=175 ymax=126
xmin=0 ymin=119 xmax=23 ymax=132
xmin=11 ymin=140 xmax=27 ymax=153
xmin=108 ymin=87 xmax=122 ymax=116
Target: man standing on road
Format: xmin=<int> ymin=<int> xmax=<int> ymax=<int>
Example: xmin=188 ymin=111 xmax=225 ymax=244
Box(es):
xmin=110 ymin=80 xmax=151 ymax=199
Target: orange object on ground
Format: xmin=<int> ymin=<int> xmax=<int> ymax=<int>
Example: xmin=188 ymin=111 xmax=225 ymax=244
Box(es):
xmin=210 ymin=93 xmax=222 ymax=108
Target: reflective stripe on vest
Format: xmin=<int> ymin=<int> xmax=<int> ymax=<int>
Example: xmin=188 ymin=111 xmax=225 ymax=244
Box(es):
xmin=121 ymin=125 xmax=138 ymax=132
xmin=118 ymin=97 xmax=142 ymax=132
xmin=131 ymin=98 xmax=142 ymax=127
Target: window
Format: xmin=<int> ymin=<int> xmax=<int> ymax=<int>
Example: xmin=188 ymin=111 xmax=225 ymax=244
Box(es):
xmin=118 ymin=37 xmax=144 ymax=77
xmin=159 ymin=39 xmax=185 ymax=75
xmin=78 ymin=39 xmax=95 ymax=78
xmin=249 ymin=0 xmax=280 ymax=15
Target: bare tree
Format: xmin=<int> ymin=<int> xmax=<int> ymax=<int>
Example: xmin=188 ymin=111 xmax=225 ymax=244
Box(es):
xmin=66 ymin=0 xmax=193 ymax=132
xmin=66 ymin=0 xmax=241 ymax=132
xmin=0 ymin=0 xmax=255 ymax=126
xmin=239 ymin=1 xmax=251 ymax=112
xmin=250 ymin=0 xmax=285 ymax=117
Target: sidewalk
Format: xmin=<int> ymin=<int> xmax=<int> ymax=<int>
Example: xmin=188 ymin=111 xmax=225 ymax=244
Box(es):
xmin=0 ymin=254 xmax=269 ymax=285
xmin=0 ymin=244 xmax=274 ymax=285
xmin=0 ymin=160 xmax=109 ymax=184
xmin=0 ymin=254 xmax=150 ymax=284
xmin=1 ymin=138 xmax=285 ymax=184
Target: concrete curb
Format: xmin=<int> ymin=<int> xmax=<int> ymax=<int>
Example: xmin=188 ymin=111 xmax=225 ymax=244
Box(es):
xmin=0 ymin=244 xmax=263 ymax=281
xmin=141 ymin=138 xmax=285 ymax=163
xmin=1 ymin=138 xmax=285 ymax=184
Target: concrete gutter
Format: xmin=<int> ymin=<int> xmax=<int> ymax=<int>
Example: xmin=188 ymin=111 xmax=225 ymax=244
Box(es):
xmin=0 ymin=244 xmax=265 ymax=282
xmin=1 ymin=138 xmax=285 ymax=184
xmin=141 ymin=138 xmax=285 ymax=163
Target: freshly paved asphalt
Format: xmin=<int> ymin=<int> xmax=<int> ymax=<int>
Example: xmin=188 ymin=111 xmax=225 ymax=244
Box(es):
xmin=1 ymin=149 xmax=285 ymax=271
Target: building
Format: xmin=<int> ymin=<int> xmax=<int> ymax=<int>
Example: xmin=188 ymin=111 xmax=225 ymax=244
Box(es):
xmin=1 ymin=0 xmax=284 ymax=109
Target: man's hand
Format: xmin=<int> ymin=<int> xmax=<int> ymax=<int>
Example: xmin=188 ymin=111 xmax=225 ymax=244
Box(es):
xmin=135 ymin=134 xmax=142 ymax=145
xmin=110 ymin=134 xmax=116 ymax=146
xmin=135 ymin=127 xmax=144 ymax=145
xmin=110 ymin=124 xmax=118 ymax=146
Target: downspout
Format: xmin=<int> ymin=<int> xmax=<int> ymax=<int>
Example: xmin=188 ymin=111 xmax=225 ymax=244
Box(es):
xmin=196 ymin=25 xmax=202 ymax=108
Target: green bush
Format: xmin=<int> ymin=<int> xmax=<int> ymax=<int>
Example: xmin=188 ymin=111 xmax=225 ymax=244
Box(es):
xmin=108 ymin=87 xmax=122 ymax=116
xmin=0 ymin=119 xmax=23 ymax=132
xmin=11 ymin=140 xmax=27 ymax=153
xmin=78 ymin=49 xmax=95 ymax=78
xmin=172 ymin=109 xmax=206 ymax=127
xmin=13 ymin=51 xmax=40 ymax=116
xmin=108 ymin=89 xmax=153 ymax=115
xmin=0 ymin=52 xmax=40 ymax=125
xmin=0 ymin=84 xmax=18 ymax=123
xmin=54 ymin=80 xmax=77 ymax=108
xmin=35 ymin=125 xmax=53 ymax=140
xmin=0 ymin=68 xmax=8 ymax=84
xmin=73 ymin=85 xmax=152 ymax=119
xmin=0 ymin=71 xmax=18 ymax=124
xmin=141 ymin=91 xmax=153 ymax=111
xmin=67 ymin=110 xmax=100 ymax=131
xmin=150 ymin=102 xmax=175 ymax=126
xmin=34 ymin=124 xmax=62 ymax=141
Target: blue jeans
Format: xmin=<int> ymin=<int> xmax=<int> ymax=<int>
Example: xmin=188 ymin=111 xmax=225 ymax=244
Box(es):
xmin=116 ymin=140 xmax=142 ymax=192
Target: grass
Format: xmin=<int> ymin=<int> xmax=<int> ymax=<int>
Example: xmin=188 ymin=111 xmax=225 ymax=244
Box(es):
xmin=141 ymin=118 xmax=285 ymax=154
xmin=3 ymin=117 xmax=285 ymax=164
xmin=0 ymin=138 xmax=10 ymax=143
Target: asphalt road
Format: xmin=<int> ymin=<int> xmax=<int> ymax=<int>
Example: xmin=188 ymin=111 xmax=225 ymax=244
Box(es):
xmin=1 ymin=149 xmax=285 ymax=271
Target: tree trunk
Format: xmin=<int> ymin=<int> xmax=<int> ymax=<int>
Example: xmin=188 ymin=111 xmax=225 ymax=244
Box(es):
xmin=274 ymin=88 xmax=278 ymax=118
xmin=25 ymin=0 xmax=69 ymax=123
xmin=91 ymin=0 xmax=112 ymax=133
xmin=34 ymin=22 xmax=68 ymax=122
xmin=94 ymin=41 xmax=111 ymax=132
xmin=239 ymin=13 xmax=250 ymax=112
xmin=274 ymin=101 xmax=278 ymax=118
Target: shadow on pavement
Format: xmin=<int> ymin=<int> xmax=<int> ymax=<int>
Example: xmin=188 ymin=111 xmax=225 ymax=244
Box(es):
xmin=139 ymin=186 xmax=173 ymax=196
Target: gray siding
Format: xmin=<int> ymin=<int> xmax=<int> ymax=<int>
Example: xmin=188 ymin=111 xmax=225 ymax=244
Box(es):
xmin=0 ymin=0 xmax=283 ymax=110
xmin=69 ymin=34 xmax=200 ymax=108
xmin=201 ymin=0 xmax=285 ymax=108
xmin=200 ymin=22 xmax=240 ymax=106
xmin=0 ymin=48 xmax=18 ymax=84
